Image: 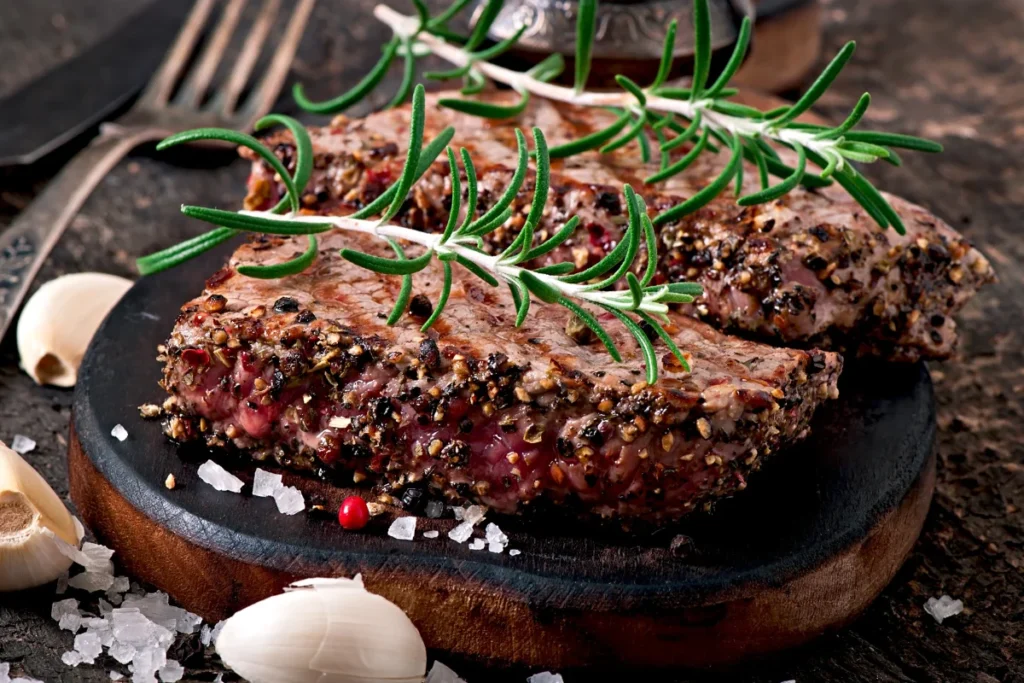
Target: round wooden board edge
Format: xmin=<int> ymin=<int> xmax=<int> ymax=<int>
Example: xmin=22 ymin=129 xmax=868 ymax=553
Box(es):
xmin=69 ymin=422 xmax=935 ymax=669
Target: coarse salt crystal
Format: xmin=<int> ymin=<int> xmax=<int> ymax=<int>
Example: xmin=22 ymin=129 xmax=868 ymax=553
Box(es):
xmin=108 ymin=641 xmax=136 ymax=665
xmin=197 ymin=460 xmax=244 ymax=493
xmin=423 ymin=530 xmax=439 ymax=539
xmin=448 ymin=521 xmax=474 ymax=543
xmin=108 ymin=575 xmax=131 ymax=596
xmin=272 ymin=486 xmax=305 ymax=515
xmin=509 ymin=549 xmax=521 ymax=557
xmin=924 ymin=595 xmax=963 ymax=624
xmin=158 ymin=660 xmax=184 ymax=682
xmin=75 ymin=631 xmax=103 ymax=664
xmin=252 ymin=468 xmax=283 ymax=497
xmin=468 ymin=538 xmax=486 ymax=551
xmin=61 ymin=651 xmax=84 ymax=667
xmin=56 ymin=571 xmax=69 ymax=594
xmin=425 ymin=660 xmax=466 ymax=683
xmin=425 ymin=500 xmax=444 ymax=518
xmin=487 ymin=542 xmax=504 ymax=553
xmin=59 ymin=612 xmax=82 ymax=633
xmin=51 ymin=598 xmax=80 ymax=621
xmin=527 ymin=673 xmax=565 ymax=683
xmin=68 ymin=571 xmax=115 ymax=593
xmin=110 ymin=673 xmax=125 ymax=681
xmin=199 ymin=625 xmax=212 ymax=647
xmin=388 ymin=517 xmax=417 ymax=541
xmin=110 ymin=425 xmax=128 ymax=442
xmin=210 ymin=620 xmax=225 ymax=646
xmin=328 ymin=415 xmax=352 ymax=429
xmin=463 ymin=505 xmax=486 ymax=525
xmin=10 ymin=434 xmax=35 ymax=454
xmin=485 ymin=523 xmax=508 ymax=546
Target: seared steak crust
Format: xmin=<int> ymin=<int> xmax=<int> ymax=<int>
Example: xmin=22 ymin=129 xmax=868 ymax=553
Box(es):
xmin=243 ymin=92 xmax=994 ymax=362
xmin=161 ymin=231 xmax=841 ymax=522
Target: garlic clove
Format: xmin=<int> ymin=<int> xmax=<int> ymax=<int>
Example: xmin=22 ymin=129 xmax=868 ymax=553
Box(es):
xmin=17 ymin=272 xmax=132 ymax=387
xmin=0 ymin=442 xmax=83 ymax=591
xmin=217 ymin=576 xmax=427 ymax=683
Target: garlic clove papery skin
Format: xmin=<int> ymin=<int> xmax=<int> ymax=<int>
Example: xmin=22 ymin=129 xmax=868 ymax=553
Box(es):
xmin=0 ymin=442 xmax=82 ymax=591
xmin=216 ymin=576 xmax=427 ymax=683
xmin=17 ymin=272 xmax=132 ymax=387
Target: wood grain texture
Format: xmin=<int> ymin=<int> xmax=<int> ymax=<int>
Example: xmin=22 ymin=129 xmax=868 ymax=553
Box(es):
xmin=0 ymin=0 xmax=1020 ymax=680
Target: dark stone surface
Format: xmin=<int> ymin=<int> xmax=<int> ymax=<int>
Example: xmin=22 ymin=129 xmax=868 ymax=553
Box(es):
xmin=0 ymin=0 xmax=1021 ymax=681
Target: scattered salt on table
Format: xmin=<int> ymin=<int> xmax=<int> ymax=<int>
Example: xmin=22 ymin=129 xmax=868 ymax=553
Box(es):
xmin=448 ymin=521 xmax=474 ymax=543
xmin=197 ymin=460 xmax=244 ymax=493
xmin=75 ymin=632 xmax=103 ymax=664
xmin=59 ymin=611 xmax=82 ymax=633
xmin=252 ymin=468 xmax=283 ymax=497
xmin=527 ymin=673 xmax=565 ymax=683
xmin=423 ymin=530 xmax=439 ymax=539
xmin=109 ymin=672 xmax=125 ymax=681
xmin=509 ymin=549 xmax=521 ymax=556
xmin=425 ymin=660 xmax=467 ymax=683
xmin=110 ymin=424 xmax=128 ymax=442
xmin=388 ymin=517 xmax=417 ymax=541
xmin=468 ymin=538 xmax=486 ymax=551
xmin=61 ymin=651 xmax=83 ymax=667
xmin=68 ymin=571 xmax=115 ymax=593
xmin=273 ymin=486 xmax=305 ymax=515
xmin=924 ymin=595 xmax=963 ymax=623
xmin=52 ymin=598 xmax=80 ymax=622
xmin=10 ymin=434 xmax=35 ymax=454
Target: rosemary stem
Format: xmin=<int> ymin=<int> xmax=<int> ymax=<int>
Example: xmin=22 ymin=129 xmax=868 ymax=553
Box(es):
xmin=374 ymin=4 xmax=846 ymax=173
xmin=239 ymin=209 xmax=669 ymax=315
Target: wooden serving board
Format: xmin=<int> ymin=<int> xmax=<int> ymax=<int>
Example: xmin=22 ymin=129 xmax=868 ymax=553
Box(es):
xmin=68 ymin=240 xmax=936 ymax=671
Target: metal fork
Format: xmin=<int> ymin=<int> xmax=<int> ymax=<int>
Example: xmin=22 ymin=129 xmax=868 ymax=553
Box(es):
xmin=0 ymin=0 xmax=316 ymax=338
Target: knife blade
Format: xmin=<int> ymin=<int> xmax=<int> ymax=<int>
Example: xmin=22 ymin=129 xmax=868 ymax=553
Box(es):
xmin=0 ymin=0 xmax=193 ymax=166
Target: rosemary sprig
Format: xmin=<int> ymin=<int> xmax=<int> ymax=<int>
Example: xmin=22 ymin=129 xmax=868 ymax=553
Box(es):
xmin=298 ymin=0 xmax=942 ymax=235
xmin=138 ymin=85 xmax=703 ymax=383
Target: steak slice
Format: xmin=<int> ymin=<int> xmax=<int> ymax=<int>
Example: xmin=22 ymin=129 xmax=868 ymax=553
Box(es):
xmin=160 ymin=231 xmax=842 ymax=523
xmin=243 ymin=92 xmax=994 ymax=362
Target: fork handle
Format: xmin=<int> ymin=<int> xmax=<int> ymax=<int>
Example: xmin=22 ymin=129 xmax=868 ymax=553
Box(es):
xmin=0 ymin=126 xmax=162 ymax=339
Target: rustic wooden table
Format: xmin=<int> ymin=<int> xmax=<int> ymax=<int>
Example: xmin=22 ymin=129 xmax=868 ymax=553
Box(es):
xmin=0 ymin=0 xmax=1020 ymax=681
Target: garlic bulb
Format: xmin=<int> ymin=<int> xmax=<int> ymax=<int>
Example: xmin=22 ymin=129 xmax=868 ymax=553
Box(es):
xmin=18 ymin=272 xmax=132 ymax=387
xmin=216 ymin=576 xmax=427 ymax=683
xmin=0 ymin=441 xmax=83 ymax=591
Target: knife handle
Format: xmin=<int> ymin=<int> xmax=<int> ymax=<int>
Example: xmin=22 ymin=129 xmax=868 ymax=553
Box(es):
xmin=0 ymin=127 xmax=161 ymax=339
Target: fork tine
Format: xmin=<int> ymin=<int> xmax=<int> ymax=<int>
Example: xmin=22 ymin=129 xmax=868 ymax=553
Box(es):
xmin=218 ymin=0 xmax=281 ymax=116
xmin=177 ymin=0 xmax=248 ymax=108
xmin=240 ymin=0 xmax=316 ymax=122
xmin=140 ymin=0 xmax=217 ymax=107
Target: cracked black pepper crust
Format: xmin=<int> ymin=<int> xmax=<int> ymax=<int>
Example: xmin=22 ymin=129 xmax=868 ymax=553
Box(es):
xmin=242 ymin=91 xmax=994 ymax=363
xmin=159 ymin=230 xmax=842 ymax=523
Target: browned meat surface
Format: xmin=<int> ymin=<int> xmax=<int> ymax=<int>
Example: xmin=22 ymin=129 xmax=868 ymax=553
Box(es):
xmin=160 ymin=231 xmax=842 ymax=523
xmin=242 ymin=92 xmax=994 ymax=362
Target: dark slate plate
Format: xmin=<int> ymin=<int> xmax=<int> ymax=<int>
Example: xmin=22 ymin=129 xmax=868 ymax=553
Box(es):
xmin=70 ymin=240 xmax=937 ymax=669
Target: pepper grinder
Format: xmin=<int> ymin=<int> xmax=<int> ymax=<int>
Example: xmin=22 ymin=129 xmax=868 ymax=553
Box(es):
xmin=481 ymin=0 xmax=822 ymax=92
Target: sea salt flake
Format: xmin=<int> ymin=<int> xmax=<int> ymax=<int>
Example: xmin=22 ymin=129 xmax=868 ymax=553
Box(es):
xmin=425 ymin=660 xmax=466 ymax=683
xmin=11 ymin=434 xmax=35 ymax=454
xmin=252 ymin=468 xmax=283 ymax=497
xmin=423 ymin=530 xmax=439 ymax=539
xmin=111 ymin=424 xmax=128 ymax=442
xmin=485 ymin=523 xmax=508 ymax=547
xmin=69 ymin=570 xmax=116 ymax=592
xmin=468 ymin=538 xmax=486 ymax=551
xmin=425 ymin=500 xmax=444 ymax=518
xmin=99 ymin=599 xmax=114 ymax=616
xmin=924 ymin=595 xmax=963 ymax=624
xmin=59 ymin=611 xmax=82 ymax=633
xmin=108 ymin=641 xmax=136 ymax=665
xmin=210 ymin=621 xmax=226 ymax=646
xmin=448 ymin=521 xmax=474 ymax=543
xmin=132 ymin=645 xmax=167 ymax=683
xmin=527 ymin=673 xmax=564 ymax=683
xmin=273 ymin=486 xmax=305 ymax=515
xmin=75 ymin=631 xmax=103 ymax=664
xmin=158 ymin=660 xmax=184 ymax=682
xmin=509 ymin=549 xmax=521 ymax=557
xmin=51 ymin=598 xmax=80 ymax=621
xmin=199 ymin=625 xmax=212 ymax=647
xmin=110 ymin=673 xmax=125 ymax=681
xmin=487 ymin=541 xmax=504 ymax=553
xmin=463 ymin=505 xmax=486 ymax=525
xmin=62 ymin=650 xmax=84 ymax=667
xmin=197 ymin=460 xmax=244 ymax=493
xmin=388 ymin=516 xmax=417 ymax=541
xmin=0 ymin=663 xmax=8 ymax=681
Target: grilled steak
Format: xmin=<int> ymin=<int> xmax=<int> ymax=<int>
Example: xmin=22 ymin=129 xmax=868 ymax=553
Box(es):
xmin=160 ymin=230 xmax=842 ymax=522
xmin=243 ymin=92 xmax=994 ymax=362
